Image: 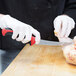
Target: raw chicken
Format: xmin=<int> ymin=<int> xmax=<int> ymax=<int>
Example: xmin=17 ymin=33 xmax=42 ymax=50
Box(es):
xmin=62 ymin=36 xmax=76 ymax=65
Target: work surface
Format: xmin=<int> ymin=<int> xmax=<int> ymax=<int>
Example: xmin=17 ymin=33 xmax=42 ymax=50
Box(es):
xmin=1 ymin=44 xmax=76 ymax=76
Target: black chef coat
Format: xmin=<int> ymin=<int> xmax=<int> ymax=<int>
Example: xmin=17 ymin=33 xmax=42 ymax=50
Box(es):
xmin=0 ymin=0 xmax=76 ymax=50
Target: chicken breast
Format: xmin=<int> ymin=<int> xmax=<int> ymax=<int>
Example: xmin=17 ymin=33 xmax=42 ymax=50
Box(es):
xmin=63 ymin=44 xmax=76 ymax=65
xmin=62 ymin=36 xmax=76 ymax=65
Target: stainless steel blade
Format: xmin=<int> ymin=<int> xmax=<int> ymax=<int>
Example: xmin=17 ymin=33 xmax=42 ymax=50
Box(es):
xmin=39 ymin=40 xmax=73 ymax=46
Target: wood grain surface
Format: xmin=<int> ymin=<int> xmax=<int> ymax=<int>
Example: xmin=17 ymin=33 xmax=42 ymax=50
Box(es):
xmin=1 ymin=44 xmax=76 ymax=76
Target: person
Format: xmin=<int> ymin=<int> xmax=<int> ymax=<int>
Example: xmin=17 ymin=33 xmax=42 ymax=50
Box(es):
xmin=0 ymin=0 xmax=76 ymax=50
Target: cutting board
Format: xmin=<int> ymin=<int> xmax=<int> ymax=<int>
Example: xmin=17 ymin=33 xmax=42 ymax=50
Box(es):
xmin=1 ymin=44 xmax=76 ymax=76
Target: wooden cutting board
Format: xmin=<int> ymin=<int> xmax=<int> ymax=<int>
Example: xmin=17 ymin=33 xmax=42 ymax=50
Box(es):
xmin=1 ymin=44 xmax=76 ymax=76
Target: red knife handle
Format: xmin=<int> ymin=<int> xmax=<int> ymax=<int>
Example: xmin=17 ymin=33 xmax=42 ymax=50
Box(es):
xmin=2 ymin=28 xmax=35 ymax=45
xmin=2 ymin=28 xmax=13 ymax=36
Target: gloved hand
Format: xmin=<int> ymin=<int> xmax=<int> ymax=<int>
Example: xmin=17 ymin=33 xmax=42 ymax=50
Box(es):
xmin=0 ymin=15 xmax=40 ymax=44
xmin=54 ymin=15 xmax=75 ymax=38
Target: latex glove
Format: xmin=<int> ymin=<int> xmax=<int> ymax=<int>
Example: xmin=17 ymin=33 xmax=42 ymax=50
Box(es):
xmin=54 ymin=15 xmax=75 ymax=38
xmin=0 ymin=15 xmax=40 ymax=44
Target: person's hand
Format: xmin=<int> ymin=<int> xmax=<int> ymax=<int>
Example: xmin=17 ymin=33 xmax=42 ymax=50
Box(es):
xmin=0 ymin=15 xmax=40 ymax=44
xmin=54 ymin=15 xmax=75 ymax=38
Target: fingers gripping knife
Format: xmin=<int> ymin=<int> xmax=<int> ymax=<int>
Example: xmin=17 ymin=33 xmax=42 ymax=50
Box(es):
xmin=2 ymin=28 xmax=36 ymax=46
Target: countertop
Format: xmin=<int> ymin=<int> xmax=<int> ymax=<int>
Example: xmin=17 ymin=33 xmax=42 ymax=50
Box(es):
xmin=0 ymin=40 xmax=60 ymax=75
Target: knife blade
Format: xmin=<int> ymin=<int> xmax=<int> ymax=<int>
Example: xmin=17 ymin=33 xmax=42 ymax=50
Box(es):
xmin=39 ymin=39 xmax=73 ymax=47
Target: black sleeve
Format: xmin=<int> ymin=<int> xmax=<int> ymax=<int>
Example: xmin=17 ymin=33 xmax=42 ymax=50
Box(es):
xmin=64 ymin=0 xmax=76 ymax=22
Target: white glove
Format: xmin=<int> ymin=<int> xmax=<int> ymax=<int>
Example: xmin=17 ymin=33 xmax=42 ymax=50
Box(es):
xmin=54 ymin=15 xmax=75 ymax=38
xmin=0 ymin=15 xmax=41 ymax=44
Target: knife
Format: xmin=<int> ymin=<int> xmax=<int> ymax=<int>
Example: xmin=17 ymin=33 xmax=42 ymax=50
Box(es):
xmin=2 ymin=28 xmax=73 ymax=46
